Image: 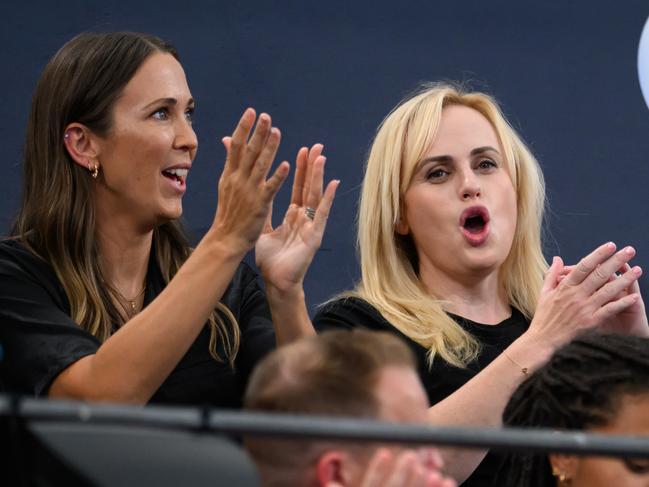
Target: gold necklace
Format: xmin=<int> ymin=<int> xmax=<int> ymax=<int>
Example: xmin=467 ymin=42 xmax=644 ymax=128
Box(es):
xmin=108 ymin=282 xmax=146 ymax=315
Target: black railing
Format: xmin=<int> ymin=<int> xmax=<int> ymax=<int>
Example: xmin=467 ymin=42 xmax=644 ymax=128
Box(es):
xmin=2 ymin=394 xmax=648 ymax=458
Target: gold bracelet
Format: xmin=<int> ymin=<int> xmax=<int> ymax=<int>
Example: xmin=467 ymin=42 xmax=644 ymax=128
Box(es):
xmin=503 ymin=352 xmax=529 ymax=376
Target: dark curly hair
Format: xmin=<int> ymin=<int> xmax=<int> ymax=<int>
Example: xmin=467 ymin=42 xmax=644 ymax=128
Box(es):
xmin=497 ymin=332 xmax=649 ymax=487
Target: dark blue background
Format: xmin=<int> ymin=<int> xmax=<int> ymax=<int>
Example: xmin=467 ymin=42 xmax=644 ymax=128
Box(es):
xmin=2 ymin=1 xmax=648 ymax=311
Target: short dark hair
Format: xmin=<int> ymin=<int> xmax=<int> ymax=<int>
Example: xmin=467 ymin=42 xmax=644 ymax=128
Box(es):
xmin=498 ymin=333 xmax=649 ymax=487
xmin=243 ymin=329 xmax=417 ymax=487
xmin=244 ymin=329 xmax=416 ymax=417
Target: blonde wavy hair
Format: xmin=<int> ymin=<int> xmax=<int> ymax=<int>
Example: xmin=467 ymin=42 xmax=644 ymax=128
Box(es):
xmin=353 ymin=82 xmax=547 ymax=368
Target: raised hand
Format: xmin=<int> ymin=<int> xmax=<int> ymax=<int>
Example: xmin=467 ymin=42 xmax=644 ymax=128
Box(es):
xmin=255 ymin=143 xmax=339 ymax=292
xmin=530 ymin=242 xmax=647 ymax=349
xmin=211 ymin=109 xmax=289 ymax=252
xmin=326 ymin=448 xmax=456 ymax=487
xmin=587 ymin=260 xmax=647 ymax=336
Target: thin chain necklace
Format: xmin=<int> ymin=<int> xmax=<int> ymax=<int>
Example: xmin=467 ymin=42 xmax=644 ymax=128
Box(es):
xmin=107 ymin=281 xmax=146 ymax=316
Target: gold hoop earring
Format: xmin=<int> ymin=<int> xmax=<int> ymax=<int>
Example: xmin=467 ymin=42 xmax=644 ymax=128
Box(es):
xmin=88 ymin=161 xmax=99 ymax=179
xmin=552 ymin=468 xmax=570 ymax=485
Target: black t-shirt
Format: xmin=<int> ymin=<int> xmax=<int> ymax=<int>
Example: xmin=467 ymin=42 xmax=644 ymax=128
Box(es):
xmin=0 ymin=239 xmax=276 ymax=408
xmin=313 ymin=296 xmax=530 ymax=487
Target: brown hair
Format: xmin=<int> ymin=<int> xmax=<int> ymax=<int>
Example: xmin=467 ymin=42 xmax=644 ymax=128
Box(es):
xmin=244 ymin=330 xmax=416 ymax=486
xmin=12 ymin=32 xmax=239 ymax=363
xmin=245 ymin=329 xmax=416 ymax=416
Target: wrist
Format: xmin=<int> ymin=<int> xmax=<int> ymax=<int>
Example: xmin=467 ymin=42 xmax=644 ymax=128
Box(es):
xmin=200 ymin=229 xmax=249 ymax=263
xmin=506 ymin=331 xmax=555 ymax=374
xmin=265 ymin=283 xmax=305 ymax=303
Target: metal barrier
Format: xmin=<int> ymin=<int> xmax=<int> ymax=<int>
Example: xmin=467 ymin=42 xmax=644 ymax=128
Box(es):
xmin=2 ymin=394 xmax=648 ymax=458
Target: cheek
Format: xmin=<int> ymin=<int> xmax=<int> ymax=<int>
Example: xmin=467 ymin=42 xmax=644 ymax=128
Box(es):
xmin=573 ymin=457 xmax=634 ymax=487
xmin=498 ymin=181 xmax=518 ymax=233
xmin=403 ymin=188 xmax=453 ymax=233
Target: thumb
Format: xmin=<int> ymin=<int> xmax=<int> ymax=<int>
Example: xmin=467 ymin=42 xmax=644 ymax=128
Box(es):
xmin=222 ymin=136 xmax=232 ymax=152
xmin=262 ymin=200 xmax=274 ymax=234
xmin=542 ymin=256 xmax=564 ymax=292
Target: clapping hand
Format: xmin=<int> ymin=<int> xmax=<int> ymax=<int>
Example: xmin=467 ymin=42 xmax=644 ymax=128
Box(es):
xmin=326 ymin=448 xmax=456 ymax=487
xmin=531 ymin=243 xmax=648 ymax=349
xmin=255 ymin=143 xmax=339 ymax=293
xmin=212 ymin=109 xmax=289 ymax=252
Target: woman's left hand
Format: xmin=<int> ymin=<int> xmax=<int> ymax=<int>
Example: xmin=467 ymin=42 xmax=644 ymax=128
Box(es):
xmin=557 ymin=261 xmax=649 ymax=336
xmin=598 ymin=263 xmax=649 ymax=336
xmin=255 ymin=144 xmax=339 ymax=293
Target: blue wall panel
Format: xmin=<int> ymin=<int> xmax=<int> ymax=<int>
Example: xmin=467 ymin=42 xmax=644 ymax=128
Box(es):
xmin=2 ymin=0 xmax=648 ymax=311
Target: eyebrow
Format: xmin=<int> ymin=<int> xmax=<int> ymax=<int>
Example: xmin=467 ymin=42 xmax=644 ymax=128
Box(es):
xmin=416 ymin=145 xmax=501 ymax=170
xmin=142 ymin=97 xmax=195 ymax=111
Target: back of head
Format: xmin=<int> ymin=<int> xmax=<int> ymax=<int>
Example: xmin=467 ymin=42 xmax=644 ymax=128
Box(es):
xmin=245 ymin=329 xmax=415 ymax=416
xmin=243 ymin=330 xmax=416 ymax=486
xmin=499 ymin=333 xmax=649 ymax=487
xmin=356 ymin=82 xmax=547 ymax=369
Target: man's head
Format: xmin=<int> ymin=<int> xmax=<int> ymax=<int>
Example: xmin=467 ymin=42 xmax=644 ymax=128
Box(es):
xmin=243 ymin=329 xmax=430 ymax=487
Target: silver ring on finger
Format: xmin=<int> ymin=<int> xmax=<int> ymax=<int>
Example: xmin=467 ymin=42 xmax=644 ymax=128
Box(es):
xmin=305 ymin=207 xmax=316 ymax=220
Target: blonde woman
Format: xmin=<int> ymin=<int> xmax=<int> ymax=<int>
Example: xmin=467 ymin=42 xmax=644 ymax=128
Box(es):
xmin=314 ymin=83 xmax=648 ymax=485
xmin=0 ymin=32 xmax=337 ymax=407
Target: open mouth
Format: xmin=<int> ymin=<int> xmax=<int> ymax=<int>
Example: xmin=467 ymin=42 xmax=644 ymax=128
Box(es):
xmin=460 ymin=206 xmax=490 ymax=245
xmin=464 ymin=214 xmax=487 ymax=234
xmin=162 ymin=168 xmax=188 ymax=186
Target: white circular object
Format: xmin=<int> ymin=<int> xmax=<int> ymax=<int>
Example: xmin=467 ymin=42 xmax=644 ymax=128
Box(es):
xmin=639 ymin=16 xmax=649 ymax=110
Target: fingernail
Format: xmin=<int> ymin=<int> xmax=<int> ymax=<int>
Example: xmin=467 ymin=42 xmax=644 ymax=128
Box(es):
xmin=625 ymin=246 xmax=635 ymax=255
xmin=633 ymin=266 xmax=642 ymax=276
xmin=607 ymin=242 xmax=616 ymax=250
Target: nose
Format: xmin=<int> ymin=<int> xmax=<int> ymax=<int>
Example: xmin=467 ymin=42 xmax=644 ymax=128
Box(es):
xmin=174 ymin=117 xmax=198 ymax=157
xmin=459 ymin=167 xmax=481 ymax=200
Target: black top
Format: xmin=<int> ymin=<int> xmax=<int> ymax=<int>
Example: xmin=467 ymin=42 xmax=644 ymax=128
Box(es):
xmin=0 ymin=239 xmax=276 ymax=408
xmin=313 ymin=296 xmax=530 ymax=487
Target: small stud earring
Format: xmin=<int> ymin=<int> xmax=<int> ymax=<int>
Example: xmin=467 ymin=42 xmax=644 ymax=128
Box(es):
xmin=552 ymin=468 xmax=570 ymax=485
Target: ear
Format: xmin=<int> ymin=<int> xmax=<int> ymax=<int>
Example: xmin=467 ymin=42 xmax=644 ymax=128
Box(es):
xmin=315 ymin=450 xmax=353 ymax=487
xmin=63 ymin=123 xmax=101 ymax=171
xmin=395 ymin=214 xmax=409 ymax=236
xmin=549 ymin=454 xmax=579 ymax=483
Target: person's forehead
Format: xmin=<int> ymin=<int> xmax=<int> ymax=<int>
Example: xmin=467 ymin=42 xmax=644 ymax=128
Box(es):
xmin=428 ymin=105 xmax=500 ymax=154
xmin=119 ymin=52 xmax=191 ymax=104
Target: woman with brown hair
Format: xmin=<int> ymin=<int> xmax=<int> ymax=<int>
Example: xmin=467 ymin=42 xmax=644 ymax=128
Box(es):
xmin=0 ymin=32 xmax=337 ymax=407
xmin=314 ymin=83 xmax=647 ymax=485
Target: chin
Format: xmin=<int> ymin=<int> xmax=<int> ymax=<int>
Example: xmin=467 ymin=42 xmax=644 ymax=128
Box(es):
xmin=462 ymin=251 xmax=505 ymax=275
xmin=155 ymin=204 xmax=183 ymax=224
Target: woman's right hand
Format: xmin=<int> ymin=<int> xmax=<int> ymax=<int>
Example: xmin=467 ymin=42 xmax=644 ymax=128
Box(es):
xmin=209 ymin=108 xmax=290 ymax=252
xmin=528 ymin=242 xmax=644 ymax=349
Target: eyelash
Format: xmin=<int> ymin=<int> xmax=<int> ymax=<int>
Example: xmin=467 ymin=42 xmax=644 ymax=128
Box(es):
xmin=623 ymin=459 xmax=649 ymax=475
xmin=426 ymin=168 xmax=450 ymax=181
xmin=151 ymin=107 xmax=195 ymax=123
xmin=477 ymin=158 xmax=497 ymax=170
xmin=425 ymin=159 xmax=498 ymax=182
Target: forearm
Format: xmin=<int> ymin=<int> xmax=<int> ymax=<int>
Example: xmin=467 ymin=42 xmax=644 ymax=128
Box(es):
xmin=428 ymin=331 xmax=553 ymax=482
xmin=50 ymin=231 xmax=246 ymax=404
xmin=265 ymin=285 xmax=315 ymax=345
